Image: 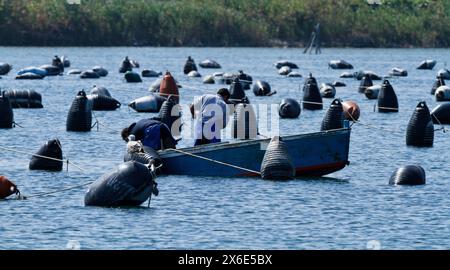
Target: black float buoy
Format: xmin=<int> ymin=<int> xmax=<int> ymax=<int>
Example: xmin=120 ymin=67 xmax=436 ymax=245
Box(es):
xmin=260 ymin=136 xmax=295 ymax=180
xmin=3 ymin=89 xmax=43 ymax=108
xmin=406 ymin=101 xmax=434 ymax=147
xmin=29 ymin=139 xmax=63 ymax=171
xmin=279 ymin=98 xmax=301 ymax=118
xmin=66 ymin=90 xmax=92 ymax=132
xmin=124 ymin=146 xmax=162 ymax=169
xmin=321 ymin=99 xmax=344 ymax=131
xmin=87 ymin=94 xmax=121 ymax=111
xmin=232 ymin=104 xmax=258 ymax=139
xmin=156 ymin=95 xmax=181 ymax=135
xmin=302 ymin=73 xmax=322 ymax=110
xmin=431 ymin=76 xmax=445 ymax=95
xmin=358 ymin=75 xmax=373 ymax=93
xmin=431 ymin=103 xmax=450 ymax=124
xmin=229 ymin=77 xmax=247 ymax=103
xmin=128 ymin=94 xmax=166 ymax=113
xmin=389 ymin=165 xmax=426 ymax=185
xmin=377 ymin=80 xmax=398 ymax=113
xmin=183 ymin=56 xmax=197 ymax=74
xmin=417 ymin=59 xmax=436 ymax=70
xmin=0 ymin=93 xmax=14 ymax=128
xmin=84 ymin=161 xmax=158 ymax=207
xmin=252 ymin=80 xmax=273 ymax=96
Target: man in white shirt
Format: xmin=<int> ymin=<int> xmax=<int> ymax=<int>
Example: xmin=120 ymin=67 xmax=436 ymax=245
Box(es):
xmin=189 ymin=88 xmax=231 ymax=146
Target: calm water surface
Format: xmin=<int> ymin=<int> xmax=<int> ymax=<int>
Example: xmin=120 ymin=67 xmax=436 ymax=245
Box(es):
xmin=0 ymin=47 xmax=449 ymax=249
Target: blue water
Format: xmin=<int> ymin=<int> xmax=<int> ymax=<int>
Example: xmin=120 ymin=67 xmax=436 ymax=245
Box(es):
xmin=0 ymin=47 xmax=449 ymax=249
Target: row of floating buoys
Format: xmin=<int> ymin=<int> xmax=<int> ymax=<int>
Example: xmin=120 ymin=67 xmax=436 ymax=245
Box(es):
xmin=2 ymin=89 xmax=43 ymax=108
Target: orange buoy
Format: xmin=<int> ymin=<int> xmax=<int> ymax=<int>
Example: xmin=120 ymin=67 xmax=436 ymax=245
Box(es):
xmin=0 ymin=176 xmax=18 ymax=199
xmin=159 ymin=71 xmax=179 ymax=103
xmin=342 ymin=100 xmax=360 ymax=121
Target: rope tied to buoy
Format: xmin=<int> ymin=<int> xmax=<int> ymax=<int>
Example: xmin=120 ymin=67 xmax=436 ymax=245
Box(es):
xmin=168 ymin=148 xmax=261 ymax=175
xmin=301 ymin=100 xmax=324 ymax=105
xmin=373 ymin=104 xmax=399 ymax=112
xmin=346 ymin=112 xmax=405 ymax=135
xmin=92 ymin=111 xmax=121 ymax=134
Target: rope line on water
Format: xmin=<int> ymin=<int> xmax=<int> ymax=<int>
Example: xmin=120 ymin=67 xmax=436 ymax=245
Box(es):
xmin=92 ymin=111 xmax=121 ymax=134
xmin=24 ymin=181 xmax=94 ymax=199
xmin=0 ymin=145 xmax=88 ymax=173
xmin=168 ymin=148 xmax=261 ymax=175
xmin=301 ymin=100 xmax=324 ymax=105
xmin=347 ymin=113 xmax=405 ymax=135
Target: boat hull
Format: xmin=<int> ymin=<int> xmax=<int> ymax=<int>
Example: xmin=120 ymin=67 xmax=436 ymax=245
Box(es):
xmin=159 ymin=127 xmax=351 ymax=178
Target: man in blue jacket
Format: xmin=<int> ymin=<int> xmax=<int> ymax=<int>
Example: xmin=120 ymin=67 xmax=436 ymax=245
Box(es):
xmin=121 ymin=118 xmax=177 ymax=150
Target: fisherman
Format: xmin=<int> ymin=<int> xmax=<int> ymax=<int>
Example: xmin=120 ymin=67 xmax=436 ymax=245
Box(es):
xmin=121 ymin=118 xmax=177 ymax=150
xmin=189 ymin=88 xmax=232 ymax=146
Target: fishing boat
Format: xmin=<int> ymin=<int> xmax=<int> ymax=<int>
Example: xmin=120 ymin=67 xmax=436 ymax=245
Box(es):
xmin=158 ymin=122 xmax=351 ymax=177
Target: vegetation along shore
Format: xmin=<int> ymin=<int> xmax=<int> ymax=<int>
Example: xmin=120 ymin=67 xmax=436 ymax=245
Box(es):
xmin=0 ymin=0 xmax=449 ymax=47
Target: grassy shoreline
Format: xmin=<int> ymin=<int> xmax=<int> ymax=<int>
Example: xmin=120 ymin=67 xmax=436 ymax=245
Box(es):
xmin=0 ymin=0 xmax=449 ymax=47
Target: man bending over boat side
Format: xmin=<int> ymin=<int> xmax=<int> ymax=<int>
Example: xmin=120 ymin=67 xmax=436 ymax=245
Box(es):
xmin=189 ymin=88 xmax=232 ymax=146
xmin=121 ymin=118 xmax=177 ymax=150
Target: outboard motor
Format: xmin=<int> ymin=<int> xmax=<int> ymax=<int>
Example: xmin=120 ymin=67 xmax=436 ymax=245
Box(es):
xmin=377 ymin=80 xmax=398 ymax=112
xmin=260 ymin=136 xmax=295 ymax=180
xmin=29 ymin=139 xmax=63 ymax=171
xmin=321 ymin=99 xmax=344 ymax=131
xmin=232 ymin=104 xmax=258 ymax=139
xmin=84 ymin=161 xmax=159 ymax=207
xmin=389 ymin=165 xmax=426 ymax=185
xmin=66 ymin=90 xmax=92 ymax=132
xmin=0 ymin=93 xmax=14 ymax=128
xmin=406 ymin=101 xmax=434 ymax=147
